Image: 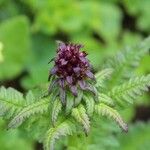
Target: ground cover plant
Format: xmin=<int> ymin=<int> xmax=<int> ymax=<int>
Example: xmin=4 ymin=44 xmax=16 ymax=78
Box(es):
xmin=0 ymin=0 xmax=150 ymax=150
xmin=0 ymin=37 xmax=150 ymax=150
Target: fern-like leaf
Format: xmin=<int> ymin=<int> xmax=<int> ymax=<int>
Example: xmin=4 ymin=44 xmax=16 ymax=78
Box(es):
xmin=74 ymin=90 xmax=83 ymax=106
xmin=95 ymin=68 xmax=113 ymax=88
xmin=26 ymin=91 xmax=36 ymax=105
xmin=98 ymin=93 xmax=114 ymax=107
xmin=72 ymin=105 xmax=90 ymax=135
xmin=65 ymin=92 xmax=75 ymax=114
xmin=8 ymin=97 xmax=50 ymax=129
xmin=95 ymin=103 xmax=128 ymax=132
xmin=84 ymin=95 xmax=95 ymax=116
xmin=0 ymin=86 xmax=25 ymax=119
xmin=104 ymin=37 xmax=150 ymax=87
xmin=44 ymin=121 xmax=75 ymax=150
xmin=51 ymin=99 xmax=62 ymax=126
xmin=108 ymin=75 xmax=150 ymax=105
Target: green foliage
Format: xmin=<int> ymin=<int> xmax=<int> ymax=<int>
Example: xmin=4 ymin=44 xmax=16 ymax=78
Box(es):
xmin=0 ymin=0 xmax=150 ymax=149
xmin=72 ymin=105 xmax=90 ymax=135
xmin=123 ymin=0 xmax=150 ymax=31
xmin=23 ymin=0 xmax=122 ymax=43
xmin=114 ymin=122 xmax=150 ymax=150
xmin=18 ymin=0 xmax=122 ymax=69
xmin=51 ymin=99 xmax=62 ymax=126
xmin=44 ymin=121 xmax=75 ymax=150
xmin=0 ymin=41 xmax=3 ymax=63
xmin=0 ymin=16 xmax=31 ymax=80
xmin=84 ymin=95 xmax=95 ymax=116
xmin=105 ymin=38 xmax=150 ymax=87
xmin=0 ymin=86 xmax=25 ymax=119
xmin=95 ymin=68 xmax=113 ymax=89
xmin=0 ymin=119 xmax=34 ymax=150
xmin=98 ymin=93 xmax=114 ymax=107
xmin=104 ymin=37 xmax=150 ymax=88
xmin=0 ymin=37 xmax=150 ymax=150
xmin=109 ymin=75 xmax=150 ymax=106
xmin=21 ymin=37 xmax=56 ymax=89
xmin=8 ymin=96 xmax=50 ymax=129
xmin=68 ymin=120 xmax=121 ymax=150
xmin=95 ymin=103 xmax=128 ymax=132
xmin=65 ymin=92 xmax=75 ymax=114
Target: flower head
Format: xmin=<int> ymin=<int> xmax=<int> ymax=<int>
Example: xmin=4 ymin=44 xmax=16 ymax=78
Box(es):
xmin=49 ymin=41 xmax=96 ymax=105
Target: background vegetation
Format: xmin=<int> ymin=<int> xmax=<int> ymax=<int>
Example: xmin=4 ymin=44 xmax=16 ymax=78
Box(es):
xmin=0 ymin=0 xmax=150 ymax=150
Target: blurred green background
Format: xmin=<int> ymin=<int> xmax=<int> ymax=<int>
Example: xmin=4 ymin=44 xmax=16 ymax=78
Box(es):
xmin=0 ymin=0 xmax=150 ymax=150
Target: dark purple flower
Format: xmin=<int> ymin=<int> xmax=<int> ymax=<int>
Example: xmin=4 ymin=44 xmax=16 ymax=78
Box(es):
xmin=48 ymin=41 xmax=96 ymax=105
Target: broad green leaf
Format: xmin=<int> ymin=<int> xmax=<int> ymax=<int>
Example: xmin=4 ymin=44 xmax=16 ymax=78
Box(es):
xmin=0 ymin=16 xmax=31 ymax=80
xmin=21 ymin=34 xmax=56 ymax=89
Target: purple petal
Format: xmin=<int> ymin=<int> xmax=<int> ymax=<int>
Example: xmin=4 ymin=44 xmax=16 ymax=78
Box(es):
xmin=73 ymin=67 xmax=81 ymax=73
xmin=79 ymin=51 xmax=87 ymax=57
xmin=66 ymin=52 xmax=72 ymax=58
xmin=66 ymin=76 xmax=73 ymax=84
xmin=51 ymin=67 xmax=58 ymax=75
xmin=85 ymin=70 xmax=94 ymax=79
xmin=70 ymin=85 xmax=78 ymax=96
xmin=66 ymin=45 xmax=70 ymax=51
xmin=79 ymin=57 xmax=87 ymax=63
xmin=57 ymin=41 xmax=66 ymax=50
xmin=60 ymin=59 xmax=68 ymax=65
xmin=78 ymin=80 xmax=86 ymax=90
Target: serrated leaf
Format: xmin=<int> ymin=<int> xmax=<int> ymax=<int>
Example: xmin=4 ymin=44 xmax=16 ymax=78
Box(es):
xmin=44 ymin=121 xmax=75 ymax=150
xmin=52 ymin=99 xmax=62 ymax=126
xmin=72 ymin=105 xmax=90 ymax=135
xmin=0 ymin=86 xmax=25 ymax=119
xmin=108 ymin=75 xmax=150 ymax=105
xmin=95 ymin=103 xmax=128 ymax=132
xmin=95 ymin=68 xmax=113 ymax=88
xmin=26 ymin=91 xmax=35 ymax=105
xmin=8 ymin=97 xmax=50 ymax=129
xmin=98 ymin=93 xmax=114 ymax=107
xmin=84 ymin=95 xmax=95 ymax=116
xmin=66 ymin=94 xmax=74 ymax=114
xmin=104 ymin=37 xmax=150 ymax=88
xmin=74 ymin=90 xmax=83 ymax=106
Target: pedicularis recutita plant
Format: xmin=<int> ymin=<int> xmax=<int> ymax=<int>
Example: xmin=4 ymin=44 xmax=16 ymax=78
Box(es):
xmin=0 ymin=38 xmax=150 ymax=150
xmin=48 ymin=42 xmax=96 ymax=106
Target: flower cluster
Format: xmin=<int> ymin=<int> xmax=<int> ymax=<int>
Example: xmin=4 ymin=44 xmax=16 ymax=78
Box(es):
xmin=49 ymin=41 xmax=96 ymax=105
